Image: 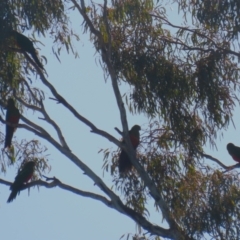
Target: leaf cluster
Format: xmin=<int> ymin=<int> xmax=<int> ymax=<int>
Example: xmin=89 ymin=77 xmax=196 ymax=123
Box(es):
xmin=177 ymin=0 xmax=240 ymax=39
xmin=88 ymin=0 xmax=240 ymax=151
xmin=104 ymin=123 xmax=240 ymax=239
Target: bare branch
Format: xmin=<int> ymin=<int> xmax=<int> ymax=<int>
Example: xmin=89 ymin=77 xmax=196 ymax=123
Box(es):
xmin=0 ymin=176 xmax=185 ymax=239
xmin=201 ymin=151 xmax=240 ymax=171
xmin=0 ymin=178 xmax=11 ymax=187
xmin=30 ymin=54 xmax=123 ymax=149
xmin=11 ymin=114 xmax=188 ymax=238
xmin=114 ymin=127 xmax=123 ymax=136
xmin=188 ymin=143 xmax=238 ymax=170
xmin=14 ymin=86 xmax=71 ymax=150
xmin=38 ymin=100 xmax=71 ymax=150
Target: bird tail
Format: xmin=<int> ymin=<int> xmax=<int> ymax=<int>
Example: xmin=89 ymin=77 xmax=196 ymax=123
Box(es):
xmin=118 ymin=150 xmax=132 ymax=173
xmin=5 ymin=127 xmax=14 ymax=148
xmin=7 ymin=190 xmax=18 ymax=203
xmin=30 ymin=51 xmax=44 ymax=69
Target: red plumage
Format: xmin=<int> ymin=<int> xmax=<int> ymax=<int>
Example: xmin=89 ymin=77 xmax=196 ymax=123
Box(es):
xmin=118 ymin=125 xmax=141 ymax=174
xmin=5 ymin=99 xmax=20 ymax=148
xmin=7 ymin=161 xmax=35 ymax=203
xmin=227 ymin=143 xmax=240 ymax=163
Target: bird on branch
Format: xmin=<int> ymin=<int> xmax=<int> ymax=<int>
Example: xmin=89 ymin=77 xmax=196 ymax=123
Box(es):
xmin=4 ymin=98 xmax=20 ymax=149
xmin=7 ymin=161 xmax=35 ymax=203
xmin=9 ymin=30 xmax=44 ymax=70
xmin=118 ymin=125 xmax=141 ymax=174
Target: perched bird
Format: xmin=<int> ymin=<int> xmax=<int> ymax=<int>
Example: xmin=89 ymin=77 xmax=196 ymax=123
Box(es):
xmin=10 ymin=30 xmax=44 ymax=69
xmin=118 ymin=125 xmax=141 ymax=173
xmin=5 ymin=98 xmax=20 ymax=149
xmin=227 ymin=143 xmax=240 ymax=163
xmin=7 ymin=161 xmax=35 ymax=203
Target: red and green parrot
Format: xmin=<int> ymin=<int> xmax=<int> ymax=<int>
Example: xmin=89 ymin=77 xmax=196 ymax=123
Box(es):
xmin=5 ymin=98 xmax=20 ymax=149
xmin=118 ymin=125 xmax=141 ymax=173
xmin=227 ymin=143 xmax=240 ymax=163
xmin=7 ymin=161 xmax=35 ymax=203
xmin=10 ymin=30 xmax=44 ymax=69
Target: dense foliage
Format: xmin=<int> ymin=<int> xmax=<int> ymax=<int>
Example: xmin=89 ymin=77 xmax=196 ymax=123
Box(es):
xmin=1 ymin=0 xmax=240 ymax=239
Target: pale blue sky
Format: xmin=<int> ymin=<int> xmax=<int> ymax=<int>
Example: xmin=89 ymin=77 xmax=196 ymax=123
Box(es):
xmin=0 ymin=2 xmax=239 ymax=240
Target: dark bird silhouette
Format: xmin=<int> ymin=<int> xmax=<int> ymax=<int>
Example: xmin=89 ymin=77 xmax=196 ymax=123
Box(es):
xmin=227 ymin=143 xmax=240 ymax=163
xmin=7 ymin=161 xmax=35 ymax=203
xmin=5 ymin=99 xmax=20 ymax=148
xmin=118 ymin=125 xmax=141 ymax=173
xmin=10 ymin=30 xmax=44 ymax=69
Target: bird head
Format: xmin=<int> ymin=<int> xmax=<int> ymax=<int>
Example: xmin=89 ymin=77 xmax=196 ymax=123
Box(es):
xmin=24 ymin=161 xmax=35 ymax=169
xmin=227 ymin=143 xmax=234 ymax=152
xmin=5 ymin=98 xmax=15 ymax=109
xmin=131 ymin=125 xmax=141 ymax=132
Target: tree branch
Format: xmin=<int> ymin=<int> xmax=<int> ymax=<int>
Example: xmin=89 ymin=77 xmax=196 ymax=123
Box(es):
xmin=3 ymin=5 xmax=191 ymax=238
xmin=201 ymin=151 xmax=240 ymax=171
xmin=187 ymin=142 xmax=238 ymax=170
xmin=71 ymin=0 xmax=101 ymax=37
xmin=34 ymin=60 xmax=122 ymax=148
xmin=38 ymin=99 xmax=71 ymax=150
xmin=73 ymin=3 xmax=187 ymax=239
xmin=0 ymin=176 xmax=186 ymax=239
xmin=150 ymin=13 xmax=240 ymax=58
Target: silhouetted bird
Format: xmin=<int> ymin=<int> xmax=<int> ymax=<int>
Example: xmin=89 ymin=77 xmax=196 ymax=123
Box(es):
xmin=118 ymin=125 xmax=141 ymax=173
xmin=7 ymin=161 xmax=35 ymax=203
xmin=5 ymin=99 xmax=20 ymax=148
xmin=227 ymin=143 xmax=240 ymax=163
xmin=10 ymin=30 xmax=44 ymax=69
